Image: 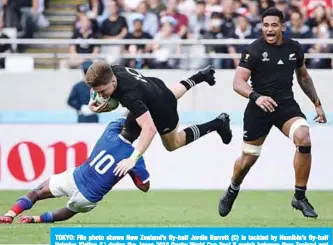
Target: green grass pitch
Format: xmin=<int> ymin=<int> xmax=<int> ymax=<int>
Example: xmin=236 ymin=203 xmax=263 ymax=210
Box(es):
xmin=0 ymin=190 xmax=332 ymax=244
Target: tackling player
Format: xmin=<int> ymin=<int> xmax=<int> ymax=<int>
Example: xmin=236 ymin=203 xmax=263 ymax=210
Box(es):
xmin=85 ymin=64 xmax=232 ymax=176
xmin=0 ymin=114 xmax=149 ymax=224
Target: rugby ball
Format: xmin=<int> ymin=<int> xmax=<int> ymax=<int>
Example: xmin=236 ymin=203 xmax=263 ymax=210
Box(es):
xmin=90 ymin=90 xmax=120 ymax=111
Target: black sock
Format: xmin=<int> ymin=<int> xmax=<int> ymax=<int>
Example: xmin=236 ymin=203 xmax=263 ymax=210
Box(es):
xmin=295 ymin=186 xmax=306 ymax=200
xmin=230 ymin=181 xmax=240 ymax=191
xmin=180 ymin=72 xmax=206 ymax=90
xmin=183 ymin=118 xmax=221 ymax=145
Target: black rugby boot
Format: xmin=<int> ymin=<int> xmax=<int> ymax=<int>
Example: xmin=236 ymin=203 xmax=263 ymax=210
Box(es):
xmin=218 ymin=186 xmax=239 ymax=217
xmin=216 ymin=113 xmax=232 ymax=144
xmin=292 ymin=196 xmax=318 ymax=219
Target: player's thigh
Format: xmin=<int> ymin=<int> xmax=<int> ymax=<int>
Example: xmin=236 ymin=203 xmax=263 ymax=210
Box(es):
xmin=67 ymin=190 xmax=97 ymax=213
xmin=49 ymin=169 xmax=77 ymax=198
xmin=152 ymin=95 xmax=179 ymax=136
xmin=243 ymin=101 xmax=272 ymax=142
xmin=241 ymin=136 xmax=267 ymax=166
xmin=49 ymin=167 xmax=95 ymax=214
xmin=273 ymin=99 xmax=309 ymax=142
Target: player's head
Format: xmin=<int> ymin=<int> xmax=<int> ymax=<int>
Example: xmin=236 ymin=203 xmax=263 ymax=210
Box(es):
xmin=121 ymin=113 xmax=142 ymax=143
xmin=261 ymin=7 xmax=285 ymax=45
xmin=85 ymin=61 xmax=117 ymax=99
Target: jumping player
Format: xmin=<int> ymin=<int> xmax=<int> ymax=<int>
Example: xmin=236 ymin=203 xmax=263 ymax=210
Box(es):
xmin=218 ymin=7 xmax=327 ymax=219
xmin=85 ymin=64 xmax=232 ymax=176
xmin=0 ymin=115 xmax=149 ymax=224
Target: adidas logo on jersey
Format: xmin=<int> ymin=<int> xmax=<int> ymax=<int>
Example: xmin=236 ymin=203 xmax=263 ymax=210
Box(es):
xmin=277 ymin=60 xmax=284 ymax=65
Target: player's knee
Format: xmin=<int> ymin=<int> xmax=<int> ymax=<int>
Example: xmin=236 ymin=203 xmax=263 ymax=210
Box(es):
xmin=32 ymin=180 xmax=53 ymax=200
xmin=291 ymin=122 xmax=311 ymax=154
xmin=293 ymin=128 xmax=311 ymax=146
xmin=164 ymin=143 xmax=176 ymax=151
xmin=163 ymin=138 xmax=182 ymax=152
xmin=242 ymin=142 xmax=262 ymax=157
xmin=294 ymin=130 xmax=311 ymax=154
xmin=288 ymin=118 xmax=310 ymax=144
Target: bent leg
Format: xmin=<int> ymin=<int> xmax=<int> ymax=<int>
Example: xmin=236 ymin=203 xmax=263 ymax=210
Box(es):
xmin=219 ymin=136 xmax=267 ymax=217
xmin=219 ymin=101 xmax=271 ymax=217
xmin=161 ymin=113 xmax=232 ymax=152
xmin=232 ymin=137 xmax=266 ymax=186
xmin=282 ymin=117 xmax=312 ymax=193
xmin=20 ymin=185 xmax=98 ymax=223
xmin=169 ymin=65 xmax=216 ymax=100
xmin=0 ymin=180 xmax=55 ymax=223
xmin=19 ymin=207 xmax=77 ymax=223
xmin=281 ymin=116 xmax=318 ymax=218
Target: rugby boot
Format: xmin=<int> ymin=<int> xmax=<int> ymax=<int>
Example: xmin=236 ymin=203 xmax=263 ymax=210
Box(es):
xmin=0 ymin=215 xmax=13 ymax=224
xmin=218 ymin=186 xmax=239 ymax=217
xmin=292 ymin=196 xmax=318 ymax=219
xmin=18 ymin=215 xmax=34 ymax=223
xmin=216 ymin=113 xmax=232 ymax=144
xmin=189 ymin=65 xmax=216 ymax=86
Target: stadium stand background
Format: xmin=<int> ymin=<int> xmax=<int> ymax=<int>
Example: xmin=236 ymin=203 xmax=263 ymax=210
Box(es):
xmin=1 ymin=0 xmax=333 ymax=69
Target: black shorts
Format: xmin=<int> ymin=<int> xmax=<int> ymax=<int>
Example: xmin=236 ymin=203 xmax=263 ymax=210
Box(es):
xmin=243 ymin=98 xmax=306 ymax=141
xmin=148 ymin=77 xmax=179 ymax=135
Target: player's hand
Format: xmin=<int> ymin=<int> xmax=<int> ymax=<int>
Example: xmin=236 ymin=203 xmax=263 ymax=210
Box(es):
xmin=113 ymin=158 xmax=136 ymax=177
xmin=255 ymin=96 xmax=278 ymax=113
xmin=89 ymin=101 xmax=110 ymax=113
xmin=314 ymin=106 xmax=327 ymax=123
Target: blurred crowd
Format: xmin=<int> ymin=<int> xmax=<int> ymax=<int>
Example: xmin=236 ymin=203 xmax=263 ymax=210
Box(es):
xmin=0 ymin=0 xmax=49 ymax=51
xmin=1 ymin=0 xmax=333 ymax=69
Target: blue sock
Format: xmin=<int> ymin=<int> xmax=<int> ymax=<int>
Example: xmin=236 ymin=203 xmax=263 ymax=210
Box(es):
xmin=7 ymin=196 xmax=33 ymax=217
xmin=39 ymin=212 xmax=54 ymax=223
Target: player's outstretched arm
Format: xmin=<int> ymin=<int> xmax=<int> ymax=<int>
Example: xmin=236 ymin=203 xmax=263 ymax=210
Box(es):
xmin=114 ymin=111 xmax=156 ymax=177
xmin=134 ymin=111 xmax=157 ymax=155
xmin=296 ymin=64 xmax=327 ymax=123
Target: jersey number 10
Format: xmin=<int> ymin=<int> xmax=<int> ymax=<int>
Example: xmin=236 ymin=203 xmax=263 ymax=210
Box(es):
xmin=89 ymin=150 xmax=115 ymax=174
xmin=125 ymin=67 xmax=147 ymax=83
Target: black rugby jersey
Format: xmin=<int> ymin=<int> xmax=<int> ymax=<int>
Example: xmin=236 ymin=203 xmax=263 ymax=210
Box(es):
xmin=110 ymin=65 xmax=171 ymax=118
xmin=238 ymin=37 xmax=304 ymax=100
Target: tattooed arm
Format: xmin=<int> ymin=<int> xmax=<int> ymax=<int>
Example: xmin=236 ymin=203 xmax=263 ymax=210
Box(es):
xmin=295 ymin=64 xmax=321 ymax=106
xmin=296 ymin=63 xmax=327 ymax=123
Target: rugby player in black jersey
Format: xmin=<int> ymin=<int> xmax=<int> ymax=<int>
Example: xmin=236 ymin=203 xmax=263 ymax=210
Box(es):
xmin=85 ymin=63 xmax=232 ymax=177
xmin=218 ymin=7 xmax=327 ymax=219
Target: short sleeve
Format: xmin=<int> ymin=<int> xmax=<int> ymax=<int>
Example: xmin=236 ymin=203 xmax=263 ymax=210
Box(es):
xmin=295 ymin=42 xmax=305 ymax=68
xmin=238 ymin=49 xmax=257 ymax=71
xmin=121 ymin=92 xmax=148 ymax=119
xmin=71 ymin=30 xmax=79 ymax=39
xmin=120 ymin=16 xmax=128 ymax=29
xmin=108 ymin=117 xmax=127 ymax=133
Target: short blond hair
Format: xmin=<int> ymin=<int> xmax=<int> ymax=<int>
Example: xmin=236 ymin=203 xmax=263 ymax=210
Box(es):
xmin=85 ymin=61 xmax=114 ymax=87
